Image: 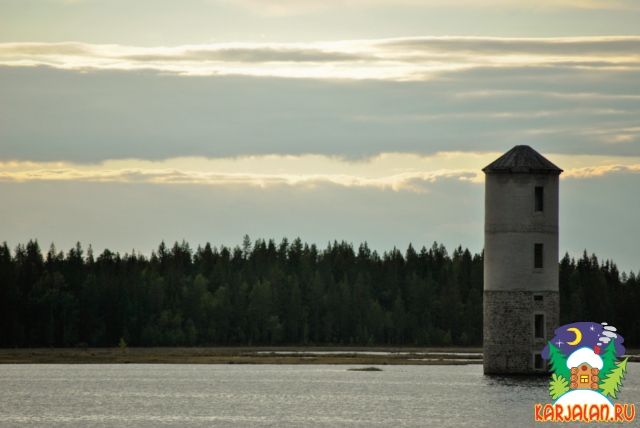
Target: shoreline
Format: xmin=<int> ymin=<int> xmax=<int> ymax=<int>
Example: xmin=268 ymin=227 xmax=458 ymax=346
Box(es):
xmin=0 ymin=346 xmax=484 ymax=365
xmin=2 ymin=346 xmax=637 ymax=365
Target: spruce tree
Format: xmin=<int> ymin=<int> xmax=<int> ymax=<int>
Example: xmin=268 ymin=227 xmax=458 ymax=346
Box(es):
xmin=599 ymin=338 xmax=619 ymax=388
xmin=547 ymin=341 xmax=571 ymax=382
xmin=600 ymin=358 xmax=629 ymax=400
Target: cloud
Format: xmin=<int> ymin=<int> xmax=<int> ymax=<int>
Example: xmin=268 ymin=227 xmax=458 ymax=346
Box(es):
xmin=2 ymin=37 xmax=639 ymax=80
xmin=0 ymin=158 xmax=482 ymax=192
xmin=37 ymin=0 xmax=640 ymax=11
xmin=4 ymin=152 xmax=639 ymax=191
xmin=0 ymin=42 xmax=369 ymax=64
xmin=2 ymin=37 xmax=640 ymax=163
xmin=123 ymin=47 xmax=366 ymax=63
xmin=0 ymin=42 xmax=93 ymax=57
xmin=351 ymin=108 xmax=637 ymax=123
xmin=381 ymin=36 xmax=640 ymax=56
xmin=563 ymin=164 xmax=640 ymax=179
xmin=455 ymin=90 xmax=640 ymax=101
xmin=221 ymin=1 xmax=639 ymax=16
xmin=2 ymin=62 xmax=640 ymax=163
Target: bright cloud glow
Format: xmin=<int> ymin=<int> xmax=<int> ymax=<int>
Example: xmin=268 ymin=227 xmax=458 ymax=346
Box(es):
xmin=2 ymin=153 xmax=639 ymax=189
xmin=563 ymin=164 xmax=640 ymax=178
xmin=2 ymin=36 xmax=639 ymax=80
xmin=0 ymin=153 xmax=487 ymax=190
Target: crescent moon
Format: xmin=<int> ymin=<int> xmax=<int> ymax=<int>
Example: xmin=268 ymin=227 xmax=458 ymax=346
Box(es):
xmin=567 ymin=327 xmax=582 ymax=345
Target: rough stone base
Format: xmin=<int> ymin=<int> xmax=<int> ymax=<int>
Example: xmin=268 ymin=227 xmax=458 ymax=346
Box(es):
xmin=483 ymin=290 xmax=559 ymax=375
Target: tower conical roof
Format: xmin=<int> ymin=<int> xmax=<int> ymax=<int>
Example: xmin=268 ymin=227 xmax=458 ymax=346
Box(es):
xmin=483 ymin=145 xmax=563 ymax=173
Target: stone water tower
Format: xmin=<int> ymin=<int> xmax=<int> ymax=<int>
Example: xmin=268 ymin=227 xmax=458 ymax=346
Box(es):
xmin=483 ymin=146 xmax=562 ymax=375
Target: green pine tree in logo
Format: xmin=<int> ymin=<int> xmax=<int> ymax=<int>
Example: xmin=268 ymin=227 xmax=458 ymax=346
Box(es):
xmin=546 ymin=341 xmax=571 ymax=400
xmin=595 ymin=338 xmax=629 ymax=399
xmin=600 ymin=357 xmax=629 ymax=400
xmin=599 ymin=338 xmax=619 ymax=385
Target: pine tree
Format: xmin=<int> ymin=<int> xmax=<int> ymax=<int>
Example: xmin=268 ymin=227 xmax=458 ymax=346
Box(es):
xmin=600 ymin=358 xmax=628 ymax=400
xmin=599 ymin=338 xmax=619 ymax=387
xmin=242 ymin=235 xmax=252 ymax=260
xmin=547 ymin=341 xmax=571 ymax=382
xmin=549 ymin=373 xmax=570 ymax=401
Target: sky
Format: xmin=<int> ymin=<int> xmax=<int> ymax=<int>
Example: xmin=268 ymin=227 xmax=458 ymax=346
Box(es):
xmin=1 ymin=0 xmax=639 ymax=273
xmin=542 ymin=322 xmax=624 ymax=360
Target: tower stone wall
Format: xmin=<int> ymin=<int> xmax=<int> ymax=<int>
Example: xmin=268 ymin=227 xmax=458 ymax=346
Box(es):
xmin=483 ymin=146 xmax=562 ymax=375
xmin=483 ymin=291 xmax=559 ymax=374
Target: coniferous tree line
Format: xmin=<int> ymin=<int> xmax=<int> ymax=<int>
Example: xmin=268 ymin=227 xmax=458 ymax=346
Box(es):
xmin=0 ymin=237 xmax=637 ymax=348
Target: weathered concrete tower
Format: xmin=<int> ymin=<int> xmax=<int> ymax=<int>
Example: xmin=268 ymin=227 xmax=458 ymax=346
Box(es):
xmin=483 ymin=146 xmax=562 ymax=375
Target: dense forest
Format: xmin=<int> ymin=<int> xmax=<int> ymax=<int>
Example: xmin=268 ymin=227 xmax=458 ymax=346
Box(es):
xmin=0 ymin=237 xmax=638 ymax=348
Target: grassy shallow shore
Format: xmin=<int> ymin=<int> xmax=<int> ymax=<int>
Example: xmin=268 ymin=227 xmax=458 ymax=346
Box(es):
xmin=0 ymin=346 xmax=484 ymax=365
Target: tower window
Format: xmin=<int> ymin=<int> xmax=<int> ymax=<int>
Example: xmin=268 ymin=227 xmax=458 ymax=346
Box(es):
xmin=534 ymin=354 xmax=545 ymax=370
xmin=535 ymin=314 xmax=545 ymax=338
xmin=534 ymin=295 xmax=543 ymax=302
xmin=535 ymin=187 xmax=544 ymax=212
xmin=534 ymin=243 xmax=543 ymax=269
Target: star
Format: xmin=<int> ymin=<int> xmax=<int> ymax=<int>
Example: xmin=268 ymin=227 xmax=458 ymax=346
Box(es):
xmin=555 ymin=340 xmax=564 ymax=348
xmin=590 ymin=325 xmax=595 ymax=332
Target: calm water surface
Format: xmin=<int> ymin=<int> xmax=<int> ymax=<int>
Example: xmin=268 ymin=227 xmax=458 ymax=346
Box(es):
xmin=0 ymin=363 xmax=638 ymax=427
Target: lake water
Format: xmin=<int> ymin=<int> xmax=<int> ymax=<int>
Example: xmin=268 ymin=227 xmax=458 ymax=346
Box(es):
xmin=0 ymin=363 xmax=638 ymax=427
